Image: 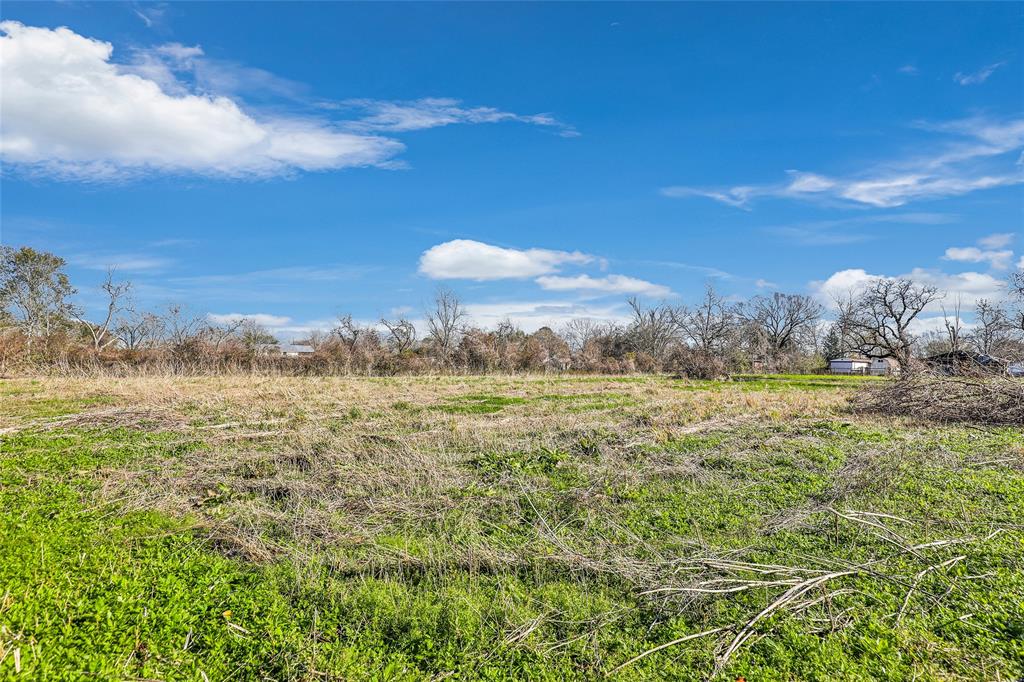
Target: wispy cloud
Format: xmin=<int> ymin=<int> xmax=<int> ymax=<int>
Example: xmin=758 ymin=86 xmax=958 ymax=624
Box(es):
xmin=462 ymin=300 xmax=631 ymax=332
xmin=645 ymin=261 xmax=733 ymax=279
xmin=336 ymin=98 xmax=579 ymax=137
xmin=979 ymin=232 xmax=1014 ymax=249
xmin=662 ymin=116 xmax=1024 ymax=209
xmin=898 ymin=64 xmax=919 ymax=76
xmin=125 ymin=41 xmax=309 ymax=101
xmin=954 ymin=61 xmax=1007 ymax=86
xmin=68 ymin=252 xmax=173 ymax=272
xmin=150 ymin=238 xmax=198 ymax=248
xmin=536 ymin=274 xmax=672 ymax=298
xmin=131 ymin=2 xmax=168 ymax=29
xmin=174 ymin=264 xmax=375 ymax=286
xmin=766 ymin=212 xmax=958 ymax=245
xmin=207 ymin=312 xmax=292 ymax=327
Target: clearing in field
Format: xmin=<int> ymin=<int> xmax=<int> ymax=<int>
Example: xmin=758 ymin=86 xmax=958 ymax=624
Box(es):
xmin=1 ymin=374 xmax=1021 ymax=680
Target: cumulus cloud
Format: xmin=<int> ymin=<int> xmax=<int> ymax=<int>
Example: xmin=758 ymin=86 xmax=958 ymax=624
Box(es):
xmin=812 ymin=267 xmax=1005 ymax=309
xmin=943 ymin=246 xmax=1014 ymax=270
xmin=0 ymin=22 xmax=403 ymax=178
xmin=418 ymin=239 xmax=593 ymax=281
xmin=536 ymin=274 xmax=672 ymax=297
xmin=662 ymin=116 xmax=1024 ymax=209
xmin=943 ymin=233 xmax=1016 ymax=269
xmin=207 ymin=312 xmax=292 ymax=327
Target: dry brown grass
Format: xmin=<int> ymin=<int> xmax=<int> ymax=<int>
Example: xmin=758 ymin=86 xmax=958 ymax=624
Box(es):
xmin=3 ymin=374 xmax=854 ymax=567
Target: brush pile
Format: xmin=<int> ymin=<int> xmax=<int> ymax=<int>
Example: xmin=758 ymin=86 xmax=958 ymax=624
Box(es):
xmin=855 ymin=370 xmax=1024 ymax=425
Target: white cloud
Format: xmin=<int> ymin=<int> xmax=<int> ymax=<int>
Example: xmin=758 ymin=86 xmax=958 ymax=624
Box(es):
xmin=660 ymin=185 xmax=756 ymax=208
xmin=132 ymin=4 xmax=167 ymax=29
xmin=905 ymin=268 xmax=1007 ymax=304
xmin=462 ymin=300 xmax=631 ymax=332
xmin=341 ymin=98 xmax=578 ymax=137
xmin=755 ymin=279 xmax=777 ymax=289
xmin=663 ymin=116 xmax=1024 ymax=209
xmin=942 ymin=232 xmax=1016 ymax=270
xmin=0 ymin=22 xmax=403 ymax=178
xmin=0 ymin=23 xmax=576 ymax=179
xmin=978 ymin=232 xmax=1014 ymax=249
xmin=207 ymin=312 xmax=292 ymax=327
xmin=909 ymin=314 xmax=976 ymax=336
xmin=536 ymin=274 xmax=672 ymax=297
xmin=953 ymin=61 xmax=1006 ymax=86
xmin=898 ymin=65 xmax=919 ymax=76
xmin=175 ymin=264 xmax=373 ymax=286
xmin=837 ymin=173 xmax=1015 ymax=208
xmin=418 ymin=239 xmax=593 ymax=281
xmin=126 ymin=42 xmax=308 ymax=101
xmin=943 ymin=246 xmax=1013 ymax=270
xmin=68 ymin=252 xmax=173 ymax=272
xmin=812 ymin=267 xmax=1005 ymax=309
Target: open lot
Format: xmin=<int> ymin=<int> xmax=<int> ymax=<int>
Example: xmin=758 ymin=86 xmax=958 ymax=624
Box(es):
xmin=1 ymin=374 xmax=1022 ymax=680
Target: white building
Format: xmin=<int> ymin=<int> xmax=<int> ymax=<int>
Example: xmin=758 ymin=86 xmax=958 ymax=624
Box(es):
xmin=828 ymin=357 xmax=870 ymax=374
xmin=278 ymin=343 xmax=314 ymax=357
xmin=829 ymin=357 xmax=898 ymax=375
xmin=257 ymin=343 xmax=314 ymax=357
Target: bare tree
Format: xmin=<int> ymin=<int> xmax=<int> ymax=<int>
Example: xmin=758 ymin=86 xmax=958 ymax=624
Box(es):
xmin=560 ymin=317 xmax=603 ymax=354
xmin=207 ymin=318 xmax=245 ymax=351
xmin=333 ymin=314 xmax=369 ymax=351
xmin=673 ymin=284 xmax=736 ymax=354
xmin=970 ymin=299 xmax=1014 ymax=357
xmin=425 ymin=288 xmax=466 ymax=363
xmin=114 ymin=308 xmax=163 ymax=350
xmin=73 ymin=269 xmax=131 ymax=351
xmin=837 ymin=277 xmax=942 ymax=368
xmin=739 ymin=292 xmax=823 ymax=356
xmin=941 ymin=297 xmax=964 ymax=354
xmin=303 ymin=329 xmax=329 ymax=351
xmin=626 ymin=297 xmax=678 ymax=360
xmin=1010 ymin=271 xmax=1024 ymax=333
xmin=381 ymin=317 xmax=417 ymax=353
xmin=162 ymin=304 xmax=203 ymax=346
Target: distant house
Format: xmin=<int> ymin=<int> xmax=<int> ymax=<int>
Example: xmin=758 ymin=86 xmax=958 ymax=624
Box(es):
xmin=828 ymin=357 xmax=870 ymax=374
xmin=257 ymin=343 xmax=314 ymax=358
xmin=278 ymin=343 xmax=314 ymax=357
xmin=868 ymin=357 xmax=898 ymax=376
xmin=828 ymin=356 xmax=897 ymax=376
xmin=924 ymin=351 xmax=1004 ymax=375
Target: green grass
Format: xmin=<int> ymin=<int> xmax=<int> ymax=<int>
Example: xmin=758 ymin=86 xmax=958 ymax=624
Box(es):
xmin=1 ymin=377 xmax=1021 ymax=680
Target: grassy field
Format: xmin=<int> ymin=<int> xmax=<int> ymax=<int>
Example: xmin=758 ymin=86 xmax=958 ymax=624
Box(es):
xmin=0 ymin=374 xmax=1021 ymax=680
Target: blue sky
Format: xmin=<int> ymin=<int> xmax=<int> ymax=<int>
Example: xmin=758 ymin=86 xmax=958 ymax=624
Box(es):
xmin=1 ymin=2 xmax=1022 ymax=337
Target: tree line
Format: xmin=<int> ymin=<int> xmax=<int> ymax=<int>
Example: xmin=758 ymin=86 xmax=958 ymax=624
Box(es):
xmin=2 ymin=245 xmax=1021 ymax=376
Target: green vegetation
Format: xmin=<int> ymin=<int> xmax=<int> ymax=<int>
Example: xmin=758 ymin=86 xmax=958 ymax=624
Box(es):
xmin=0 ymin=376 xmax=1021 ymax=680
